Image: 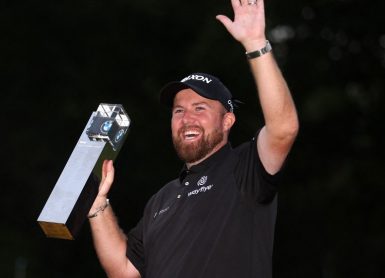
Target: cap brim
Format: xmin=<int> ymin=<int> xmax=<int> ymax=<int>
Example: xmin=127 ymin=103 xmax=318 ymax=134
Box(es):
xmin=160 ymin=81 xmax=221 ymax=108
xmin=160 ymin=81 xmax=216 ymax=108
xmin=159 ymin=82 xmax=190 ymax=107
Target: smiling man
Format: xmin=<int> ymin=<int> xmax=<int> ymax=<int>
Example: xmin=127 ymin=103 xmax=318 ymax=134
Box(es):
xmin=164 ymin=74 xmax=236 ymax=167
xmin=88 ymin=0 xmax=299 ymax=277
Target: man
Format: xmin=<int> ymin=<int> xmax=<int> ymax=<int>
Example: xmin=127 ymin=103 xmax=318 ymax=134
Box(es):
xmin=88 ymin=0 xmax=299 ymax=277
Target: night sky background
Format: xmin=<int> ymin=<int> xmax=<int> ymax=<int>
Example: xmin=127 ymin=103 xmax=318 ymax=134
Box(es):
xmin=2 ymin=0 xmax=385 ymax=277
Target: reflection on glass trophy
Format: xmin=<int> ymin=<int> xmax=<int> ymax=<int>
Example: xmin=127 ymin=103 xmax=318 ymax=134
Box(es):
xmin=38 ymin=103 xmax=130 ymax=240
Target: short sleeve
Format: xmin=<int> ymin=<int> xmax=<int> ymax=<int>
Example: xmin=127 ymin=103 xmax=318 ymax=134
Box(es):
xmin=234 ymin=136 xmax=283 ymax=205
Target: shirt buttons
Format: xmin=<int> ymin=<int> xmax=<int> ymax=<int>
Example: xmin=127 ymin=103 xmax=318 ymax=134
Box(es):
xmin=184 ymin=182 xmax=189 ymax=186
xmin=177 ymin=195 xmax=181 ymax=199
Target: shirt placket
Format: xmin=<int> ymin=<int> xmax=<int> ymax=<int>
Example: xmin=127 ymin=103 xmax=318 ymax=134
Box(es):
xmin=177 ymin=170 xmax=195 ymax=202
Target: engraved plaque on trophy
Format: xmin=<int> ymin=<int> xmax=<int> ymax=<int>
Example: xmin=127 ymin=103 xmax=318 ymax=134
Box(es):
xmin=37 ymin=103 xmax=130 ymax=240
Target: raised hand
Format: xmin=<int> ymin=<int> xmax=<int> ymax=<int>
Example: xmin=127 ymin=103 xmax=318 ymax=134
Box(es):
xmin=216 ymin=0 xmax=267 ymax=51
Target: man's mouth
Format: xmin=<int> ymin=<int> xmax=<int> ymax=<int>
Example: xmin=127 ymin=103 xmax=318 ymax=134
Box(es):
xmin=180 ymin=127 xmax=202 ymax=141
xmin=184 ymin=130 xmax=200 ymax=140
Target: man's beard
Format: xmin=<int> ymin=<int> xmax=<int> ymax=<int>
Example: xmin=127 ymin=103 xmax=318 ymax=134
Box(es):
xmin=172 ymin=125 xmax=224 ymax=164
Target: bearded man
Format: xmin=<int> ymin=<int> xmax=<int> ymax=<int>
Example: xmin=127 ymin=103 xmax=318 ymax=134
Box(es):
xmin=88 ymin=0 xmax=299 ymax=277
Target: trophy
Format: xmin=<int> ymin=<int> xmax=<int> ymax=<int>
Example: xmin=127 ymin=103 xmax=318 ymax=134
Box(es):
xmin=37 ymin=103 xmax=130 ymax=240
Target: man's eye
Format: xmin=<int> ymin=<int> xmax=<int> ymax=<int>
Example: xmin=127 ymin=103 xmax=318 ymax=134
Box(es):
xmin=195 ymin=106 xmax=205 ymax=111
xmin=173 ymin=109 xmax=183 ymax=114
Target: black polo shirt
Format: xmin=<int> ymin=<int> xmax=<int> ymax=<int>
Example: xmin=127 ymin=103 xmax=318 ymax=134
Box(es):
xmin=127 ymin=137 xmax=281 ymax=278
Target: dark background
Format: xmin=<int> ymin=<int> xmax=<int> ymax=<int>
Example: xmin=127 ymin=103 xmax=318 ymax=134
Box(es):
xmin=2 ymin=0 xmax=385 ymax=277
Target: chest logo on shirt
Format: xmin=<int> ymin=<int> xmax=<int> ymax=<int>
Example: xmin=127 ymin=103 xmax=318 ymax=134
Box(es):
xmin=187 ymin=184 xmax=214 ymax=197
xmin=197 ymin=176 xmax=208 ymax=187
xmin=188 ymin=176 xmax=214 ymax=197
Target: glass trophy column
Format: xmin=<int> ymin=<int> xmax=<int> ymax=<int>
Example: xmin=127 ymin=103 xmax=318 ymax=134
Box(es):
xmin=37 ymin=103 xmax=130 ymax=240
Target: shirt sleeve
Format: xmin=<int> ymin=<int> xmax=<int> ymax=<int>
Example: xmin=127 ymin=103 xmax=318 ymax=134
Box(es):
xmin=234 ymin=135 xmax=284 ymax=205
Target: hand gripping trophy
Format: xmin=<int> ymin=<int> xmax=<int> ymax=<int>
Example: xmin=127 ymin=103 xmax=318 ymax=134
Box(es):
xmin=37 ymin=103 xmax=130 ymax=240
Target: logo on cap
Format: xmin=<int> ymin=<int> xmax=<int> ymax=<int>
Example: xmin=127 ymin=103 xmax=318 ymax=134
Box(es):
xmin=181 ymin=74 xmax=212 ymax=84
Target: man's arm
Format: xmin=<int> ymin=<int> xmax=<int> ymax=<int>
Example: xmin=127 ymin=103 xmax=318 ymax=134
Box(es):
xmin=89 ymin=160 xmax=141 ymax=278
xmin=217 ymin=0 xmax=299 ymax=174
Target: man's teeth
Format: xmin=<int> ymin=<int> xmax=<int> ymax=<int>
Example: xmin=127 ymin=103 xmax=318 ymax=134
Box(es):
xmin=184 ymin=130 xmax=199 ymax=138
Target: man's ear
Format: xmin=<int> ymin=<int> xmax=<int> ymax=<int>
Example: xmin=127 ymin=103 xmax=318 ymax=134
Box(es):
xmin=222 ymin=112 xmax=236 ymax=132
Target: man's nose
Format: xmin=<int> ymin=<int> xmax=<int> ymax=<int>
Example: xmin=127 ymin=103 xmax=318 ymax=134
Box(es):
xmin=182 ymin=110 xmax=196 ymax=124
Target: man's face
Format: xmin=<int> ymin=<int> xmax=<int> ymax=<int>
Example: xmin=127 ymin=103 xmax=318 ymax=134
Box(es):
xmin=171 ymin=89 xmax=229 ymax=165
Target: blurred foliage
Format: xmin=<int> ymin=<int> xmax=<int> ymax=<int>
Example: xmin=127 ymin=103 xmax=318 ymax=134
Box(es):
xmin=1 ymin=0 xmax=384 ymax=277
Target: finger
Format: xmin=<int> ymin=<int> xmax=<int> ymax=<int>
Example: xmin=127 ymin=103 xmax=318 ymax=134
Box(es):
xmin=216 ymin=15 xmax=233 ymax=32
xmin=243 ymin=0 xmax=262 ymax=7
xmin=239 ymin=0 xmax=248 ymax=6
xmin=256 ymin=0 xmax=264 ymax=9
xmin=102 ymin=159 xmax=108 ymax=179
xmin=104 ymin=160 xmax=115 ymax=186
xmin=231 ymin=0 xmax=241 ymax=8
xmin=98 ymin=160 xmax=114 ymax=196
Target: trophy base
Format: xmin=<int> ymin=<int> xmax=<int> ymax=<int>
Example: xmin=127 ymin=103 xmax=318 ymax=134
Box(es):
xmin=38 ymin=221 xmax=74 ymax=240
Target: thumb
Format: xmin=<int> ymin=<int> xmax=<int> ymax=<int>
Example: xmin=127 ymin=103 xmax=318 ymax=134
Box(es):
xmin=99 ymin=160 xmax=115 ymax=197
xmin=216 ymin=15 xmax=234 ymax=33
xmin=104 ymin=160 xmax=115 ymax=186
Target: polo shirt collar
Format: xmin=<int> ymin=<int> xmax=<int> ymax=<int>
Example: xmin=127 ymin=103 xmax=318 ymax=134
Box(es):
xmin=179 ymin=143 xmax=232 ymax=182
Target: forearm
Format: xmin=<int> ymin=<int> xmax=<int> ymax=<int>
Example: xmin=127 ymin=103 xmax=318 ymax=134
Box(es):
xmin=245 ymin=41 xmax=299 ymax=173
xmin=89 ymin=197 xmax=138 ymax=278
xmin=247 ymin=49 xmax=299 ymax=138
